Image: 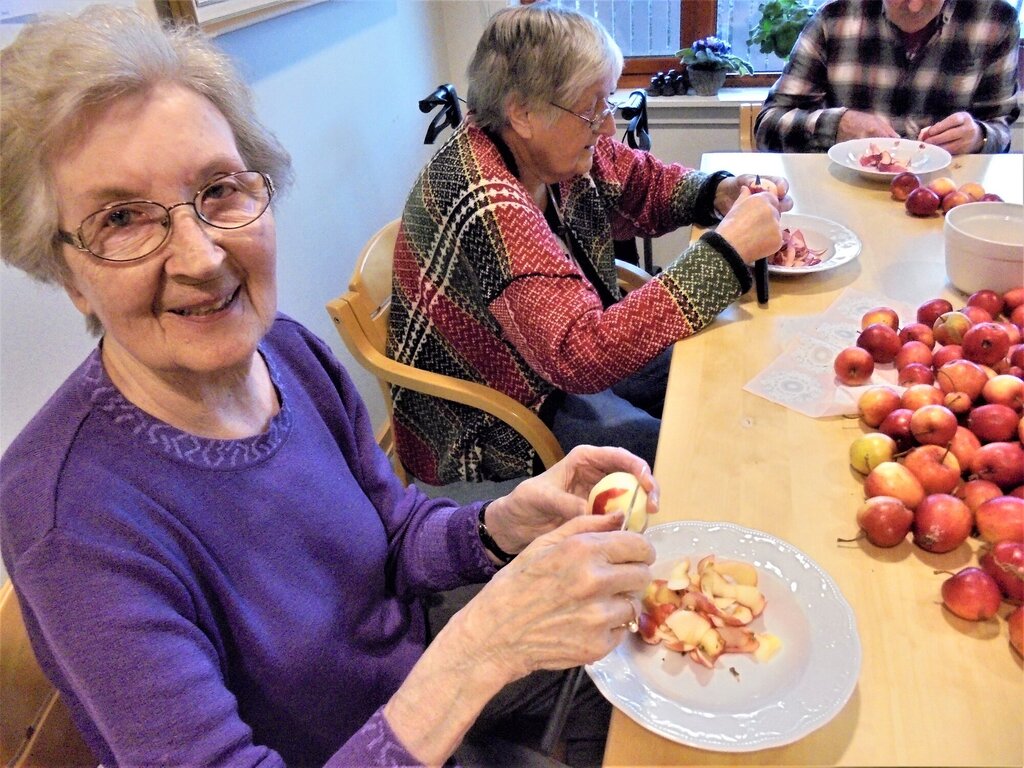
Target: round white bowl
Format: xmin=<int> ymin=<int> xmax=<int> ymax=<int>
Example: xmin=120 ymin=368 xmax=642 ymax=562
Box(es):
xmin=944 ymin=202 xmax=1024 ymax=295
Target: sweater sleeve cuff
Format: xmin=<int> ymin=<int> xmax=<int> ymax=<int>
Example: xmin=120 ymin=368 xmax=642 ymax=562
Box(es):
xmin=699 ymin=230 xmax=753 ymax=294
xmin=693 ymin=170 xmax=734 ymax=227
xmin=324 ymin=708 xmax=422 ymax=768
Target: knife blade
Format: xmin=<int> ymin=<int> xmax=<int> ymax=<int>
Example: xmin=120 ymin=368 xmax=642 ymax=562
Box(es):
xmin=621 ymin=479 xmax=643 ymax=533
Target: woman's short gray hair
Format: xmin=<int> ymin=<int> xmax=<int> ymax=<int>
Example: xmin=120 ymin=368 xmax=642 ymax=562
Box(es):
xmin=0 ymin=4 xmax=292 ymax=291
xmin=467 ymin=2 xmax=624 ymax=131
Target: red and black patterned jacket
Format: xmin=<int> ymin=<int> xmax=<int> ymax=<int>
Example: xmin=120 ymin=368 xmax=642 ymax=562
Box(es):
xmin=388 ymin=123 xmax=751 ymax=484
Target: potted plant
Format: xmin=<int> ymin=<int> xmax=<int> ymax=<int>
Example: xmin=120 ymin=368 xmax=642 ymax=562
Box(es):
xmin=677 ymin=36 xmax=753 ymax=96
xmin=748 ymin=0 xmax=817 ymax=62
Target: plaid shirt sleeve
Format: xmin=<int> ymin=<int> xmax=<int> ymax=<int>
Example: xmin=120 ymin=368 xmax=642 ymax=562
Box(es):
xmin=755 ymin=0 xmax=1021 ymax=153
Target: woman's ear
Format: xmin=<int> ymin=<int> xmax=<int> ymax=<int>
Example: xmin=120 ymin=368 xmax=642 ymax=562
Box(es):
xmin=504 ymin=95 xmax=535 ymax=140
xmin=61 ymin=273 xmax=93 ymax=318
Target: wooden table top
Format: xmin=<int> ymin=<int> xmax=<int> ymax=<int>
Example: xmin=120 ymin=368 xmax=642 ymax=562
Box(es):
xmin=602 ymin=152 xmax=1024 ymax=767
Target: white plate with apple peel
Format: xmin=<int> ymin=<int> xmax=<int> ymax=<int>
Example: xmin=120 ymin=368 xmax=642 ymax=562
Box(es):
xmin=768 ymin=213 xmax=862 ymax=275
xmin=828 ymin=137 xmax=951 ymax=181
xmin=586 ymin=521 xmax=861 ymax=752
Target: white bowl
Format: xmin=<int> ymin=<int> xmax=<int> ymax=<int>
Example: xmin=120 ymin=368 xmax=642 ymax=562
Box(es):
xmin=944 ymin=202 xmax=1024 ymax=295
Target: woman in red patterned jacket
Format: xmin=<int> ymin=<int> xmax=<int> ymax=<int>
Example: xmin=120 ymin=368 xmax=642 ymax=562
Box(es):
xmin=390 ymin=2 xmax=791 ymax=486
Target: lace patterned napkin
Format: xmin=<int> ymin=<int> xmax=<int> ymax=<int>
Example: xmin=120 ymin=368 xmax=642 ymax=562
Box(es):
xmin=743 ymin=288 xmax=917 ymax=418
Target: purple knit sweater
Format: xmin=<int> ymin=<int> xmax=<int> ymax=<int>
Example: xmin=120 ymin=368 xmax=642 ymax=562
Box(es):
xmin=0 ymin=315 xmax=497 ymax=767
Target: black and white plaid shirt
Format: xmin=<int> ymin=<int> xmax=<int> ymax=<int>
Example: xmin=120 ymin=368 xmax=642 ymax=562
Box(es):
xmin=755 ymin=0 xmax=1020 ymax=153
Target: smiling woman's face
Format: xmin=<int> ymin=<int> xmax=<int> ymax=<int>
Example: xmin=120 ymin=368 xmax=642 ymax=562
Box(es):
xmin=54 ymin=82 xmax=277 ymax=386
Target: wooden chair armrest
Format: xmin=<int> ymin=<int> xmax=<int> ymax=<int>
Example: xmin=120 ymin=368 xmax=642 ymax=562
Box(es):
xmin=614 ymin=259 xmax=653 ymax=293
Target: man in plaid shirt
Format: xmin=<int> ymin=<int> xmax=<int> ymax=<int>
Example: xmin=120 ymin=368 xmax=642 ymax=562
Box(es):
xmin=755 ymin=0 xmax=1020 ymax=154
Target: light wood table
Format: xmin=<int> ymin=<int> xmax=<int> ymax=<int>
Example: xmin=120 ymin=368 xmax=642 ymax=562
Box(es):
xmin=602 ymin=153 xmax=1024 ymax=767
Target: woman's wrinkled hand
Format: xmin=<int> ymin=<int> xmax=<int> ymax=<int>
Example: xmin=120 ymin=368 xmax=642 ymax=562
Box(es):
xmin=483 ymin=445 xmax=657 ymax=555
xmin=714 ymin=186 xmax=785 ymax=266
xmin=715 ymin=174 xmax=793 ymax=217
xmin=449 ymin=512 xmax=656 ymax=683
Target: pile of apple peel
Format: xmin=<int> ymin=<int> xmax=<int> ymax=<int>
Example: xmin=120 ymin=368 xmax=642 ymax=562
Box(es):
xmin=768 ymin=228 xmax=826 ymax=268
xmin=638 ymin=555 xmax=781 ymax=668
xmin=858 ymin=142 xmax=912 ymax=173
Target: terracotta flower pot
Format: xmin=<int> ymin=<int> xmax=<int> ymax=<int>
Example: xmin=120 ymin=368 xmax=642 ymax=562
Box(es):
xmin=688 ymin=68 xmax=728 ymax=96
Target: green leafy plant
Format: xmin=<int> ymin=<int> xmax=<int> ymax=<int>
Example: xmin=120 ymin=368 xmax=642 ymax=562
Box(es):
xmin=747 ymin=0 xmax=817 ymax=61
xmin=677 ymin=36 xmax=753 ymax=75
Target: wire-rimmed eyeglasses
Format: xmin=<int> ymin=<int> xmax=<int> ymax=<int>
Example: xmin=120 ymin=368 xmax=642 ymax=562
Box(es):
xmin=56 ymin=170 xmax=275 ymax=263
xmin=549 ymin=99 xmax=622 ymax=133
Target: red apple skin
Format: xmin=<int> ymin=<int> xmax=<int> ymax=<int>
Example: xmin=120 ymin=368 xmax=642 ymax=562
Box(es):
xmin=857 ymin=323 xmax=902 ymax=364
xmin=981 ymin=193 xmax=1004 ymax=202
xmin=959 ymin=305 xmax=994 ymax=326
xmin=967 ymin=403 xmax=1020 ymax=443
xmin=962 ymin=322 xmax=1011 ymax=366
xmin=894 ymin=340 xmax=934 ymax=370
xmin=855 ymin=496 xmax=913 ymax=547
xmin=909 ymin=404 xmax=959 ymax=446
xmin=958 ymin=182 xmax=986 ymax=202
xmin=932 ymin=344 xmax=963 ymax=367
xmin=898 ymin=363 xmax=935 ymax=386
xmin=982 ymin=374 xmax=1024 ymax=411
xmin=1012 ymin=304 xmax=1024 ymax=328
xmin=905 ymin=186 xmax=941 ymax=216
xmin=834 ymin=346 xmax=875 ymax=386
xmin=901 ymin=383 xmax=945 ymax=411
xmin=997 ymin=322 xmax=1022 ymax=346
xmin=861 ymin=306 xmax=900 ymax=331
xmin=865 ymin=461 xmax=926 ymax=510
xmin=943 ymin=390 xmax=973 ymax=415
xmin=935 ymin=359 xmax=988 ymax=400
xmin=903 ymin=444 xmax=962 ymax=495
xmin=941 ymin=189 xmax=972 ymax=213
xmin=933 ymin=311 xmax=974 ymax=346
xmin=899 ymin=322 xmax=935 ymax=348
xmin=940 ymin=567 xmax=1002 ymax=620
xmin=889 ymin=172 xmax=921 ymax=201
xmin=927 ymin=176 xmax=957 ymax=198
xmin=979 ymin=540 xmax=1024 ymax=602
xmin=947 ymin=427 xmax=982 ymax=474
xmin=917 ymin=298 xmax=954 ymax=327
xmin=879 ymin=408 xmax=915 ymax=450
xmin=858 ymin=386 xmax=903 ymax=428
xmin=1004 ymin=287 xmax=1024 ymax=313
xmin=967 ymin=289 xmax=1005 ymax=318
xmin=1009 ymin=606 xmax=1024 ymax=656
xmin=971 ymin=442 xmax=1024 ymax=490
xmin=1009 ymin=344 xmax=1024 ymax=369
xmin=958 ymin=477 xmax=1003 ymax=513
xmin=913 ymin=493 xmax=973 ymax=553
xmin=975 ymin=496 xmax=1024 ymax=544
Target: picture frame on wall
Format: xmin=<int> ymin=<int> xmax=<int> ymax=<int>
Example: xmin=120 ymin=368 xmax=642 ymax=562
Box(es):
xmin=158 ymin=0 xmax=323 ymax=35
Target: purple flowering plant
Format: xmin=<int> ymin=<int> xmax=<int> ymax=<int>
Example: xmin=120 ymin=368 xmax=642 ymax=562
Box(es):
xmin=677 ymin=36 xmax=753 ymax=74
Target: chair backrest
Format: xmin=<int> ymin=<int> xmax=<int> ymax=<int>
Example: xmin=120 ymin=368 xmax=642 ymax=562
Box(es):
xmin=326 ymin=220 xmax=571 ymax=482
xmin=739 ymin=103 xmax=759 ymax=152
xmin=1 ymin=579 xmax=94 ymax=768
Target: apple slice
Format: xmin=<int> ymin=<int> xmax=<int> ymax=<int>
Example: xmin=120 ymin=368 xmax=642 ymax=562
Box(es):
xmin=663 ymin=609 xmax=712 ymax=647
xmin=713 ymin=559 xmax=759 ymax=586
xmin=666 ymin=558 xmax=691 ymax=590
xmin=754 ymin=632 xmax=783 ymax=662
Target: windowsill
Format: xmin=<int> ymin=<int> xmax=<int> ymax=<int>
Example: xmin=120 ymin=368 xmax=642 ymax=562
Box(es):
xmin=616 ymin=87 xmax=769 ymax=106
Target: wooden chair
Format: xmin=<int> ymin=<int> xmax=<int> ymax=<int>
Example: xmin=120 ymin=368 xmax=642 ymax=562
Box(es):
xmin=1 ymin=579 xmax=94 ymax=768
xmin=739 ymin=102 xmax=760 ymax=152
xmin=326 ymin=219 xmax=652 ymax=485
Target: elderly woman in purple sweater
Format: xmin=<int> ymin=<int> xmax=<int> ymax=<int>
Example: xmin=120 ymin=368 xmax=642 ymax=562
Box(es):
xmin=0 ymin=7 xmax=657 ymax=767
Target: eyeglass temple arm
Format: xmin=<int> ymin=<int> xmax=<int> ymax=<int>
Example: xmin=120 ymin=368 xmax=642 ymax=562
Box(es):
xmin=620 ymin=89 xmax=650 ymax=152
xmin=418 ymin=84 xmax=464 ymax=145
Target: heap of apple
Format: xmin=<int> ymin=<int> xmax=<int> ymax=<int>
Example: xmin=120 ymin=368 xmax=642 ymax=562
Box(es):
xmin=891 ymin=173 xmax=1003 ymax=217
xmin=834 ymin=286 xmax=1024 ymax=658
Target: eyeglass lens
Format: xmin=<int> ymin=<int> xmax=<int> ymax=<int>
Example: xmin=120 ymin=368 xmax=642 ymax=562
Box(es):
xmin=76 ymin=171 xmax=272 ymax=262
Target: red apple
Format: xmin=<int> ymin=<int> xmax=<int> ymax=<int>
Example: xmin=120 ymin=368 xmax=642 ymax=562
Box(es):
xmin=903 ymin=444 xmax=962 ymax=494
xmin=917 ymin=298 xmax=954 ymax=327
xmin=932 ymin=344 xmax=964 ymax=367
xmin=1012 ymin=304 xmax=1024 ymax=328
xmin=971 ymin=442 xmax=1024 ymax=490
xmin=967 ymin=289 xmax=1005 ymax=318
xmin=865 ymin=461 xmax=926 ymax=510
xmin=982 ymin=375 xmax=1024 ymax=410
xmin=948 ymin=426 xmax=982 ymax=472
xmin=933 ymin=311 xmax=973 ymax=346
xmin=959 ymin=305 xmax=994 ymax=326
xmin=981 ymin=192 xmax=1004 ymax=202
xmin=958 ymin=477 xmax=1003 ymax=513
xmin=894 ymin=340 xmax=933 ymax=370
xmin=857 ymin=323 xmax=902 ymax=364
xmin=899 ymin=322 xmax=935 ymax=348
xmin=958 ymin=182 xmax=987 ymax=202
xmin=858 ymin=386 xmax=903 ymax=428
xmin=975 ymin=496 xmax=1024 ymax=543
xmin=935 ymin=359 xmax=988 ymax=400
xmin=943 ymin=390 xmax=973 ymax=415
xmin=1004 ymin=287 xmax=1024 ymax=313
xmin=997 ymin=321 xmax=1022 ymax=346
xmin=910 ymin=404 xmax=958 ymax=446
xmin=905 ymin=187 xmax=941 ymax=216
xmin=1009 ymin=344 xmax=1024 ymax=369
xmin=879 ymin=408 xmax=915 ymax=450
xmin=898 ymin=363 xmax=935 ymax=386
xmin=1009 ymin=605 xmax=1024 ymax=656
xmin=962 ymin=322 xmax=1011 ymax=367
xmin=834 ymin=346 xmax=875 ymax=386
xmin=861 ymin=306 xmax=900 ymax=331
xmin=941 ymin=189 xmax=972 ymax=213
xmin=927 ymin=176 xmax=957 ymax=198
xmin=979 ymin=540 xmax=1024 ymax=602
xmin=967 ymin=403 xmax=1020 ymax=443
xmin=940 ymin=567 xmax=1002 ymax=620
xmin=889 ymin=171 xmax=921 ymax=201
xmin=855 ymin=496 xmax=914 ymax=547
xmin=913 ymin=493 xmax=972 ymax=553
xmin=901 ymin=383 xmax=944 ymax=411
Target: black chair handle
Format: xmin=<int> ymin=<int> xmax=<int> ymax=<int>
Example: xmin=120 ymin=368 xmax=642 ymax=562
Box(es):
xmin=418 ymin=84 xmax=463 ymax=144
xmin=620 ymin=89 xmax=650 ymax=152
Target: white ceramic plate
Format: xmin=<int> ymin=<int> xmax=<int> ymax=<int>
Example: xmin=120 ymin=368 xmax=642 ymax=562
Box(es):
xmin=828 ymin=137 xmax=951 ymax=180
xmin=768 ymin=213 xmax=862 ymax=275
xmin=587 ymin=521 xmax=861 ymax=752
